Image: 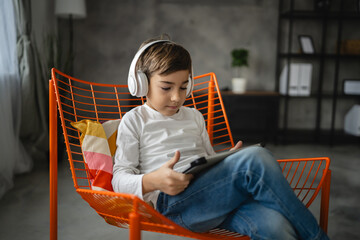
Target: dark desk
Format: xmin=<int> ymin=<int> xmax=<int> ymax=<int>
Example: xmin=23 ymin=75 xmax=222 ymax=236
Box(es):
xmin=221 ymin=91 xmax=280 ymax=144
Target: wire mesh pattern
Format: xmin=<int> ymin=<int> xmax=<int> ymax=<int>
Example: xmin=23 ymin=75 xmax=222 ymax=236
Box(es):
xmin=52 ymin=69 xmax=234 ymax=190
xmin=278 ymin=158 xmax=330 ymax=208
xmin=50 ymin=68 xmax=330 ymax=240
xmin=77 ymin=189 xmax=248 ymax=239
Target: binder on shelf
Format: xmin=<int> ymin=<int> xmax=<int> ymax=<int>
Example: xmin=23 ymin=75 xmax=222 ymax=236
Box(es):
xmin=280 ymin=63 xmax=312 ymax=96
xmin=280 ymin=64 xmax=299 ymax=96
xmin=298 ymin=63 xmax=312 ymax=96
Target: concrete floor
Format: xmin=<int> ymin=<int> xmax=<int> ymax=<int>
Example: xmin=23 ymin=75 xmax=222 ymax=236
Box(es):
xmin=0 ymin=143 xmax=359 ymax=240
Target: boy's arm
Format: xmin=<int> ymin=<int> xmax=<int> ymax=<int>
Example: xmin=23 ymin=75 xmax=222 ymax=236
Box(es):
xmin=142 ymin=151 xmax=193 ymax=196
xmin=112 ymin=113 xmax=144 ymax=197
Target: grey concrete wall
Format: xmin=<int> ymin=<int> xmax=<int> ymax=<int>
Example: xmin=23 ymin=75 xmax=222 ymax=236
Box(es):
xmin=72 ymin=0 xmax=279 ymax=92
xmin=34 ymin=0 xmax=358 ymax=131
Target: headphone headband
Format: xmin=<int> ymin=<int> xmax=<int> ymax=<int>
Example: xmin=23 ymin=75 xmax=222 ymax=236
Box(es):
xmin=127 ymin=40 xmax=194 ymax=97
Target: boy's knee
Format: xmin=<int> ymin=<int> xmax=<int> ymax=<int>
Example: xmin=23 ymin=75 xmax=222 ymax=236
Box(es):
xmin=224 ymin=146 xmax=282 ymax=179
xmin=237 ymin=146 xmax=276 ymax=167
xmin=247 ymin=146 xmax=273 ymax=160
xmin=222 ymin=146 xmax=281 ymax=179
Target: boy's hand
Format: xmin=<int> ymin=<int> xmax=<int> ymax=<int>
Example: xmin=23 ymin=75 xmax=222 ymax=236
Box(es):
xmin=142 ymin=151 xmax=193 ymax=196
xmin=230 ymin=140 xmax=243 ymax=151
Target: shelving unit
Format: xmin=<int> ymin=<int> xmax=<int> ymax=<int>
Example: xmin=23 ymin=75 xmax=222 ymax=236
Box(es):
xmin=275 ymin=0 xmax=360 ymax=144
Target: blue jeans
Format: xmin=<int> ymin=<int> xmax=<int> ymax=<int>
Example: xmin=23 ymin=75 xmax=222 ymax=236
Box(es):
xmin=156 ymin=146 xmax=329 ymax=240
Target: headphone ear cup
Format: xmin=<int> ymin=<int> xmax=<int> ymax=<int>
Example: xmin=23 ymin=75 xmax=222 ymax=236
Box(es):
xmin=136 ymin=71 xmax=149 ymax=97
xmin=128 ymin=74 xmax=138 ymax=97
xmin=128 ymin=40 xmax=169 ymax=97
xmin=186 ymin=75 xmax=193 ymax=97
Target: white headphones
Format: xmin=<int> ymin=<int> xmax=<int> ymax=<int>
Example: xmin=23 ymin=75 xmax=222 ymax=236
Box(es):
xmin=127 ymin=40 xmax=194 ymax=97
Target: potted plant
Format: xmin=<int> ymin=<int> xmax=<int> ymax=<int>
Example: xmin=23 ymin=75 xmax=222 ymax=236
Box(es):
xmin=231 ymin=48 xmax=249 ymax=93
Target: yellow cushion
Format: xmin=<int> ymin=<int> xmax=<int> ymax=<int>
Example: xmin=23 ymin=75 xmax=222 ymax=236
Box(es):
xmin=71 ymin=119 xmax=120 ymax=191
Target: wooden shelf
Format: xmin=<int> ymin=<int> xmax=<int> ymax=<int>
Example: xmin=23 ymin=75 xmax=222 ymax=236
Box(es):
xmin=280 ymin=10 xmax=360 ymax=20
xmin=221 ymin=91 xmax=280 ymax=96
xmin=279 ymin=93 xmax=360 ymax=98
xmin=278 ymin=53 xmax=360 ymax=59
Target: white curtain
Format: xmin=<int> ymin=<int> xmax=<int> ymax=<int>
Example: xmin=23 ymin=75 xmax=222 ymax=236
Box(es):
xmin=0 ymin=0 xmax=32 ymax=198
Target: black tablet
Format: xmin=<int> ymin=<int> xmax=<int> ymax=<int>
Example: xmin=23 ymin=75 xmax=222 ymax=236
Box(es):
xmin=182 ymin=143 xmax=264 ymax=174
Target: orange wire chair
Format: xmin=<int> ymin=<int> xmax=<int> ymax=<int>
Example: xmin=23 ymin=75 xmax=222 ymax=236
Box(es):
xmin=49 ymin=68 xmax=331 ymax=240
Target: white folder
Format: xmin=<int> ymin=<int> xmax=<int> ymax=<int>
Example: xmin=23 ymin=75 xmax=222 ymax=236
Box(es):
xmin=280 ymin=63 xmax=312 ymax=96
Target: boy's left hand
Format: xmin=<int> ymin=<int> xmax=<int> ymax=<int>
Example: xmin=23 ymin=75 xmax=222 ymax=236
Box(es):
xmin=230 ymin=141 xmax=243 ymax=151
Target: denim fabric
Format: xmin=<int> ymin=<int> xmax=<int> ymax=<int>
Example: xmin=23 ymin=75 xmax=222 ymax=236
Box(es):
xmin=219 ymin=199 xmax=297 ymax=240
xmin=156 ymin=146 xmax=329 ymax=240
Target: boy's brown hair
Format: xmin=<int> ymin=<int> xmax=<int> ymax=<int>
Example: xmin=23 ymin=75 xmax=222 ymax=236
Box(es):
xmin=136 ymin=35 xmax=192 ymax=80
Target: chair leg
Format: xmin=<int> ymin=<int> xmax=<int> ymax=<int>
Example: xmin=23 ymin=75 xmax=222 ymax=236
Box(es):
xmin=320 ymin=169 xmax=331 ymax=234
xmin=129 ymin=212 xmax=141 ymax=240
xmin=49 ymin=80 xmax=58 ymax=240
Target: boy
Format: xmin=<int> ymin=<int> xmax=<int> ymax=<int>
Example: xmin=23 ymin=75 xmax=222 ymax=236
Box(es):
xmin=112 ymin=37 xmax=329 ymax=240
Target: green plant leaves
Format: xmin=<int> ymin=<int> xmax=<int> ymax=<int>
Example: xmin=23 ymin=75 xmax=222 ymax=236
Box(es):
xmin=231 ymin=49 xmax=248 ymax=67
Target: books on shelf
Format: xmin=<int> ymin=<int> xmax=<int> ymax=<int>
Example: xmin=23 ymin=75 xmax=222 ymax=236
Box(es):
xmin=280 ymin=63 xmax=313 ymax=96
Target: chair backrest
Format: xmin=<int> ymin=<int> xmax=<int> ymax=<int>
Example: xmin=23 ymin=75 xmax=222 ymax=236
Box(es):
xmin=50 ymin=68 xmax=330 ymax=237
xmin=50 ymin=68 xmax=234 ymax=190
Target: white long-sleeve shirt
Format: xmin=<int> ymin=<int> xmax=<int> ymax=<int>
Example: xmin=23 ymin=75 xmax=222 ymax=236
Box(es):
xmin=112 ymin=103 xmax=216 ymax=207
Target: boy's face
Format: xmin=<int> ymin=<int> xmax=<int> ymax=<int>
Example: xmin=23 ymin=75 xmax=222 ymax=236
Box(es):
xmin=146 ymin=70 xmax=190 ymax=116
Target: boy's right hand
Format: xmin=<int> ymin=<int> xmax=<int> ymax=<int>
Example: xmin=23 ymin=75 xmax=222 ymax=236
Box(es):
xmin=142 ymin=151 xmax=193 ymax=196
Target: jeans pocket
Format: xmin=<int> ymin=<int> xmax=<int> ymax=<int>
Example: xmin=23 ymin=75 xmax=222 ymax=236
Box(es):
xmin=156 ymin=192 xmax=168 ymax=213
xmin=166 ymin=213 xmax=191 ymax=230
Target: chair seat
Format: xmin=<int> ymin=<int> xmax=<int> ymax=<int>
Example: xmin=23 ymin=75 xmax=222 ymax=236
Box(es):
xmin=77 ymin=189 xmax=249 ymax=239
